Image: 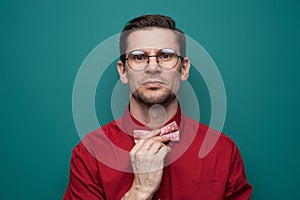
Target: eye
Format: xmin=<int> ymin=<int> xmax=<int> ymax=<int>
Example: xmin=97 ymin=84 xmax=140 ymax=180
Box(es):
xmin=158 ymin=49 xmax=177 ymax=61
xmin=134 ymin=54 xmax=146 ymax=61
xmin=161 ymin=53 xmax=170 ymax=59
xmin=158 ymin=52 xmax=175 ymax=61
xmin=129 ymin=50 xmax=147 ymax=62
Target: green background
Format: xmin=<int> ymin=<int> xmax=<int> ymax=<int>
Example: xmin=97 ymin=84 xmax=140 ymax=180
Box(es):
xmin=1 ymin=0 xmax=299 ymax=199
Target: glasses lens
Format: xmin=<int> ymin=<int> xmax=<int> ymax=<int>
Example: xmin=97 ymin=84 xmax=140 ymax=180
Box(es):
xmin=157 ymin=49 xmax=178 ymax=69
xmin=126 ymin=48 xmax=180 ymax=70
xmin=128 ymin=50 xmax=148 ymax=70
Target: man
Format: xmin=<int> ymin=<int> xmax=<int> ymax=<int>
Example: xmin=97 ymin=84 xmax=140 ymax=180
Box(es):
xmin=64 ymin=14 xmax=252 ymax=199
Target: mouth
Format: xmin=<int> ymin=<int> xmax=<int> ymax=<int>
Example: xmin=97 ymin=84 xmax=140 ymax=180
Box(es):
xmin=141 ymin=80 xmax=165 ymax=89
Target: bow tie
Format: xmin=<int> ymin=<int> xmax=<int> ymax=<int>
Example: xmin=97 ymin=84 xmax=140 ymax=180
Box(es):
xmin=133 ymin=121 xmax=179 ymax=143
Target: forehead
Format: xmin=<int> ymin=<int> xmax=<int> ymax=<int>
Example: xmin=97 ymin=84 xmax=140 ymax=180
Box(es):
xmin=126 ymin=28 xmax=179 ymax=53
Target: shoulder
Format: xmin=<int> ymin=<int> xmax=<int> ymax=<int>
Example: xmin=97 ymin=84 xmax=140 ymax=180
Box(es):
xmin=75 ymin=118 xmax=133 ymax=157
xmin=182 ymin=114 xmax=238 ymax=156
xmin=79 ymin=119 xmax=123 ymax=145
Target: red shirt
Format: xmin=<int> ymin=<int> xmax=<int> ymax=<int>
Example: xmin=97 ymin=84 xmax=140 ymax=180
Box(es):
xmin=64 ymin=106 xmax=252 ymax=199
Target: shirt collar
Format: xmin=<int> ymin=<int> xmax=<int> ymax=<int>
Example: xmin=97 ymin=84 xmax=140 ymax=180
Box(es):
xmin=120 ymin=103 xmax=182 ymax=137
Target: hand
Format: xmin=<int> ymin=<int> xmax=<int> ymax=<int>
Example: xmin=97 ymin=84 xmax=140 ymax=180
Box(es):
xmin=122 ymin=129 xmax=171 ymax=200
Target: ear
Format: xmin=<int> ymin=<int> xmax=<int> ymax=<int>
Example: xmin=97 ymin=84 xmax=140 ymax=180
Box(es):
xmin=181 ymin=57 xmax=190 ymax=81
xmin=117 ymin=61 xmax=128 ymax=84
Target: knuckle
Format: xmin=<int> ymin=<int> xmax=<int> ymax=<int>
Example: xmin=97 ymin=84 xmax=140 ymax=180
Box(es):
xmin=153 ymin=140 xmax=163 ymax=147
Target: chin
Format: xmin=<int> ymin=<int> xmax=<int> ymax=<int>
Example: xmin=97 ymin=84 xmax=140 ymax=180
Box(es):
xmin=133 ymin=89 xmax=177 ymax=106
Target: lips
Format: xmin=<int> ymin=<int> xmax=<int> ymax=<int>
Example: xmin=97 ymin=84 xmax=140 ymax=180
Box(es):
xmin=141 ymin=80 xmax=165 ymax=88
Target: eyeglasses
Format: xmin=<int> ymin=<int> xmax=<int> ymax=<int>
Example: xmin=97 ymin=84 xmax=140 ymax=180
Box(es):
xmin=125 ymin=48 xmax=184 ymax=71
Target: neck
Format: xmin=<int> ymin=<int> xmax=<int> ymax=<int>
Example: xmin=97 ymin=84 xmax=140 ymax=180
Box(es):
xmin=129 ymin=97 xmax=178 ymax=129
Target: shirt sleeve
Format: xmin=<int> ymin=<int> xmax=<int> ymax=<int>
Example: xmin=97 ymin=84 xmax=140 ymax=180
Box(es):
xmin=224 ymin=143 xmax=253 ymax=200
xmin=63 ymin=142 xmax=106 ymax=200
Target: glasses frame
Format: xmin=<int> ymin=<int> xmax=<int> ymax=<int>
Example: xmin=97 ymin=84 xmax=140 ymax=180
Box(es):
xmin=124 ymin=48 xmax=184 ymax=71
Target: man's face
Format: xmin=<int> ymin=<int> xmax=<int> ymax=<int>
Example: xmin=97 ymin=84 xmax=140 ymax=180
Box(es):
xmin=118 ymin=28 xmax=190 ymax=106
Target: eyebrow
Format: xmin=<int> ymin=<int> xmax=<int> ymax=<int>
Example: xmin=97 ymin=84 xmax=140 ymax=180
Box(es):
xmin=129 ymin=48 xmax=177 ymax=54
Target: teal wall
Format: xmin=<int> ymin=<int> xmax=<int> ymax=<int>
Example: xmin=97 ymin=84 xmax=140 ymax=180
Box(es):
xmin=1 ymin=0 xmax=299 ymax=199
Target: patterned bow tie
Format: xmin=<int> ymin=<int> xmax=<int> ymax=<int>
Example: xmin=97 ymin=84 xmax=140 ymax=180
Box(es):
xmin=133 ymin=121 xmax=179 ymax=143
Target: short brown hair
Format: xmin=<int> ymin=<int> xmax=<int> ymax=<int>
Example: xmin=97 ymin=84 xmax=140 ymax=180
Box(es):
xmin=119 ymin=14 xmax=186 ymax=64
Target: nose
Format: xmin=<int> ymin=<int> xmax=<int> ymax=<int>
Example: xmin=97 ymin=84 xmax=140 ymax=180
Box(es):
xmin=146 ymin=56 xmax=161 ymax=73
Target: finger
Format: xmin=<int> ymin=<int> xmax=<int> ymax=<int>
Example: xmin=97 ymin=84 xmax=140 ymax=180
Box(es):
xmin=156 ymin=145 xmax=171 ymax=159
xmin=131 ymin=137 xmax=156 ymax=155
xmin=131 ymin=129 xmax=161 ymax=153
xmin=131 ymin=136 xmax=154 ymax=155
xmin=147 ymin=141 xmax=165 ymax=154
xmin=131 ymin=132 xmax=172 ymax=156
xmin=137 ymin=135 xmax=171 ymax=152
xmin=148 ymin=146 xmax=171 ymax=172
xmin=159 ymin=134 xmax=173 ymax=143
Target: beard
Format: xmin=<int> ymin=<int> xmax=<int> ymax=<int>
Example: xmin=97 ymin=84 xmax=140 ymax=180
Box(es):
xmin=132 ymin=87 xmax=177 ymax=107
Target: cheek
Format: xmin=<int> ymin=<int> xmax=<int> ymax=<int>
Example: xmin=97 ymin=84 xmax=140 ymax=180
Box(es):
xmin=127 ymin=74 xmax=141 ymax=91
xmin=168 ymin=73 xmax=181 ymax=90
xmin=171 ymin=79 xmax=181 ymax=94
xmin=128 ymin=79 xmax=137 ymax=91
